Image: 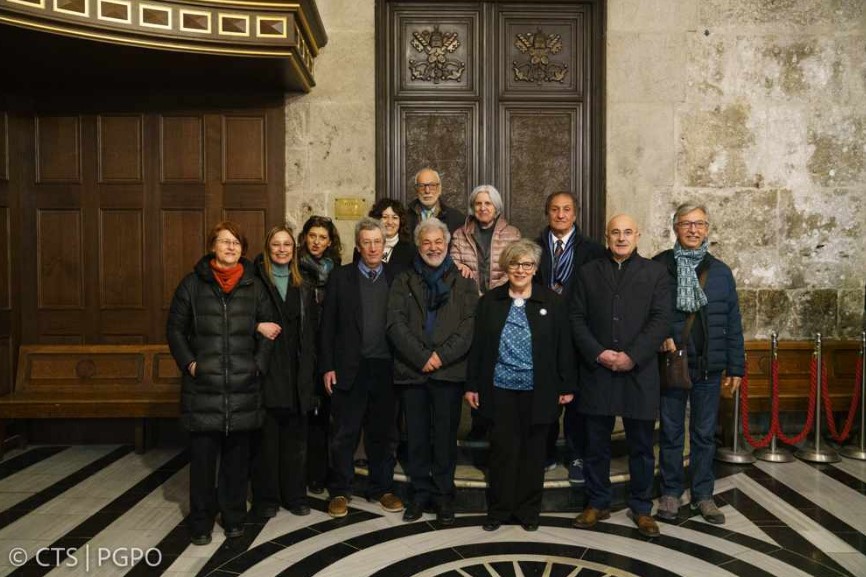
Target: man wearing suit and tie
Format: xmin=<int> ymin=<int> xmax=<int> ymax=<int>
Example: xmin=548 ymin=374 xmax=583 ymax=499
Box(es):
xmin=320 ymin=217 xmax=404 ymax=518
xmin=535 ymin=191 xmax=605 ymax=482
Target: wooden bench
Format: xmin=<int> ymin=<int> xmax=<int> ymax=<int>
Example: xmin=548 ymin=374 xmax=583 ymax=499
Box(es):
xmin=0 ymin=345 xmax=181 ymax=455
xmin=720 ymin=340 xmax=862 ymax=440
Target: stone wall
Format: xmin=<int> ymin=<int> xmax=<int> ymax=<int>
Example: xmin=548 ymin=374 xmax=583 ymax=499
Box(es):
xmin=284 ymin=0 xmax=376 ymax=260
xmin=607 ymin=0 xmax=866 ymax=339
xmin=286 ymin=0 xmax=866 ymax=339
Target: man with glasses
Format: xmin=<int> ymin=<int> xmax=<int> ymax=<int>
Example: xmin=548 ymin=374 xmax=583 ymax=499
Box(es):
xmin=653 ymin=203 xmax=744 ymax=525
xmin=320 ymin=217 xmax=404 ymax=518
xmin=534 ymin=191 xmax=605 ymax=481
xmin=406 ymin=167 xmax=466 ymax=236
xmin=570 ymin=214 xmax=670 ymax=538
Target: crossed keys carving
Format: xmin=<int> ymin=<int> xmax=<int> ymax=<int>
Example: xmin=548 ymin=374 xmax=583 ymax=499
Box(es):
xmin=513 ymin=28 xmax=568 ymax=84
xmin=408 ymin=25 xmax=466 ymax=83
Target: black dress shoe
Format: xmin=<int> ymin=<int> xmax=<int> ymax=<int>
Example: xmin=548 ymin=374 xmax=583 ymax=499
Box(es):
xmin=190 ymin=532 xmax=212 ymax=546
xmin=482 ymin=519 xmax=501 ymax=531
xmin=308 ymin=482 xmax=325 ymax=495
xmin=254 ymin=505 xmax=278 ymax=518
xmin=437 ymin=503 xmax=455 ymax=526
xmin=224 ymin=525 xmax=244 ymax=539
xmin=522 ymin=522 xmax=539 ymax=532
xmin=289 ymin=503 xmax=311 ymax=516
xmin=403 ymin=502 xmax=424 ymax=522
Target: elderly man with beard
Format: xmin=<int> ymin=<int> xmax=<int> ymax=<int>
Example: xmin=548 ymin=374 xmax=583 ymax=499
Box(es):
xmin=387 ymin=218 xmax=478 ymax=525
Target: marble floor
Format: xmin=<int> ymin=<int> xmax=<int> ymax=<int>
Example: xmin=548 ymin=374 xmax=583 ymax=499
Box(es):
xmin=0 ymin=445 xmax=864 ymax=577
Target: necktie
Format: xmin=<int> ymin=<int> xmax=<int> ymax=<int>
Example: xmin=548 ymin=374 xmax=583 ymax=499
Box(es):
xmin=554 ymin=240 xmax=564 ymax=258
xmin=552 ymin=240 xmax=565 ymax=294
xmin=367 ymin=270 xmax=378 ymax=281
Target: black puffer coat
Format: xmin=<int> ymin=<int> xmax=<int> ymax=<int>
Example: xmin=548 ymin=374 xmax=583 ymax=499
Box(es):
xmin=167 ymin=255 xmax=274 ymax=433
xmin=254 ymin=254 xmax=318 ymax=414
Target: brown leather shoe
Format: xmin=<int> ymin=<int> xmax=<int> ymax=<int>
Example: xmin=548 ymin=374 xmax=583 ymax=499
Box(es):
xmin=328 ymin=496 xmax=349 ymax=518
xmin=572 ymin=506 xmax=611 ymax=529
xmin=634 ymin=513 xmax=660 ymax=538
xmin=377 ymin=492 xmax=404 ymax=513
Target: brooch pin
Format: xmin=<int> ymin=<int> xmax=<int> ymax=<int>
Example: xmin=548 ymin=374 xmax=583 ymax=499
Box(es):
xmin=540 ymin=308 xmax=547 ymax=316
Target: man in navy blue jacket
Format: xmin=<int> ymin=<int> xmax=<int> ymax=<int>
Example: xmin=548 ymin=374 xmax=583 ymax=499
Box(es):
xmin=653 ymin=203 xmax=745 ymax=525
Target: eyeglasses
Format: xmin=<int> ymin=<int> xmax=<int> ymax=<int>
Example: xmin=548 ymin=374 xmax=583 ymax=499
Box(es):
xmin=674 ymin=220 xmax=709 ymax=230
xmin=415 ymin=182 xmax=441 ymax=190
xmin=359 ymin=238 xmax=384 ymax=248
xmin=216 ymin=238 xmax=241 ymax=247
xmin=507 ymin=261 xmax=536 ymax=271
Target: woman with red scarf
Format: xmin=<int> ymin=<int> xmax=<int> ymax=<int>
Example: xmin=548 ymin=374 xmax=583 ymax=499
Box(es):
xmin=167 ymin=221 xmax=274 ymax=546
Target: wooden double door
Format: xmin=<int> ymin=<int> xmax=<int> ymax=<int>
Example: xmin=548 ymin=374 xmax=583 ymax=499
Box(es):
xmin=0 ymin=94 xmax=286 ymax=394
xmin=378 ymin=0 xmax=605 ymax=238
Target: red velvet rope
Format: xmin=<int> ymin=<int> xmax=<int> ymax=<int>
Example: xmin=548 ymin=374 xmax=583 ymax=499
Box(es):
xmin=774 ymin=355 xmax=817 ymax=445
xmin=822 ymin=352 xmax=863 ymax=442
xmin=739 ymin=361 xmax=775 ymax=448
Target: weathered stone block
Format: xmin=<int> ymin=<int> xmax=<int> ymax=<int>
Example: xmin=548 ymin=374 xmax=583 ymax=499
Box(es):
xmin=758 ymin=289 xmax=838 ymax=339
xmin=607 ymin=104 xmax=675 ymax=195
xmin=699 ymin=0 xmax=865 ymax=31
xmin=285 ymin=146 xmax=310 ymax=194
xmin=838 ymin=289 xmax=866 ymax=337
xmin=678 ymin=103 xmax=757 ymax=187
xmin=309 ymin=30 xmax=375 ymax=102
xmin=738 ymin=289 xmax=758 ymax=339
xmin=779 ymin=188 xmax=863 ymax=289
xmin=307 ymin=102 xmax=375 ymax=195
xmin=284 ymin=96 xmax=310 ymax=146
xmin=807 ymin=112 xmax=866 ymax=187
xmin=608 ymin=0 xmax=698 ymax=32
xmin=317 ymin=0 xmax=374 ymax=32
xmin=607 ymin=32 xmax=687 ymax=103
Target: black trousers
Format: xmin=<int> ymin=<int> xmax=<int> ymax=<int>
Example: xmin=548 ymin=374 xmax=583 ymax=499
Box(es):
xmin=252 ymin=408 xmax=308 ymax=509
xmin=328 ymin=358 xmax=397 ymax=499
xmin=487 ymin=388 xmax=549 ymax=525
xmin=188 ymin=430 xmax=251 ymax=535
xmin=402 ymin=380 xmax=463 ymax=507
xmin=306 ymin=395 xmax=330 ymax=488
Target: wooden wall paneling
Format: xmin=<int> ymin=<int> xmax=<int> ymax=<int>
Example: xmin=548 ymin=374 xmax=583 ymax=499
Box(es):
xmin=500 ymin=105 xmax=580 ymax=236
xmin=222 ymin=115 xmax=266 ymax=183
xmin=97 ymin=115 xmax=143 ymax=183
xmin=161 ymin=209 xmax=205 ymax=308
xmin=35 ymin=115 xmax=82 ymax=183
xmin=36 ymin=209 xmax=84 ymax=309
xmin=0 ymin=337 xmax=9 ymax=396
xmin=393 ymin=9 xmax=480 ymax=98
xmin=223 ymin=209 xmax=265 ymax=255
xmin=395 ymin=103 xmax=479 ymax=211
xmin=160 ymin=115 xmax=204 ymax=183
xmin=99 ymin=209 xmax=144 ymax=308
xmin=0 ymin=207 xmax=9 ymax=310
xmin=498 ymin=10 xmax=584 ymax=98
xmin=0 ymin=112 xmax=7 ymax=181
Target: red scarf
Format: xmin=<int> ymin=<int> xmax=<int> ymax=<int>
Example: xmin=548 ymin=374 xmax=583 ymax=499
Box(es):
xmin=210 ymin=260 xmax=243 ymax=293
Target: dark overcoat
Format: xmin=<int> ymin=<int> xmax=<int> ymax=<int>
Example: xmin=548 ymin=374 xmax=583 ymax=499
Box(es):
xmin=254 ymin=254 xmax=319 ymax=414
xmin=386 ymin=264 xmax=478 ymax=384
xmin=166 ymin=255 xmax=274 ymax=433
xmin=569 ymin=253 xmax=671 ymax=420
xmin=467 ymin=284 xmax=577 ymax=425
xmin=319 ymin=262 xmax=395 ymax=391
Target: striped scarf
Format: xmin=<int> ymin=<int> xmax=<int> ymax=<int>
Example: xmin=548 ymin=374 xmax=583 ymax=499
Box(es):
xmin=673 ymin=239 xmax=709 ymax=312
xmin=547 ymin=228 xmax=577 ymax=289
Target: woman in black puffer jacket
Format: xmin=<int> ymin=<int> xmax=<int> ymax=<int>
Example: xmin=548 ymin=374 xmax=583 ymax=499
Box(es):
xmin=250 ymin=225 xmax=318 ymax=519
xmin=167 ymin=221 xmax=274 ymax=546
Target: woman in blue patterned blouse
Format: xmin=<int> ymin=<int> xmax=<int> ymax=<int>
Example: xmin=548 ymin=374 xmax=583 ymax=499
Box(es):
xmin=466 ymin=239 xmax=577 ymax=531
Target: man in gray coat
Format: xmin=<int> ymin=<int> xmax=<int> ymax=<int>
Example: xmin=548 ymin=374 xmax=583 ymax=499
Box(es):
xmin=569 ymin=214 xmax=671 ymax=538
xmin=387 ymin=218 xmax=478 ymax=525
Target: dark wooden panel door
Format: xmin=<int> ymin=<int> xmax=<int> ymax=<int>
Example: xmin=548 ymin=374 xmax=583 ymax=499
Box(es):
xmin=0 ymin=111 xmax=13 ymax=394
xmin=378 ymin=1 xmax=604 ymax=238
xmin=10 ymin=97 xmax=285 ymax=347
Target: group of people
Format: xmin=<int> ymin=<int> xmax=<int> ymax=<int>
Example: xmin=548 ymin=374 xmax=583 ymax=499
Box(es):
xmin=167 ymin=166 xmax=745 ymax=545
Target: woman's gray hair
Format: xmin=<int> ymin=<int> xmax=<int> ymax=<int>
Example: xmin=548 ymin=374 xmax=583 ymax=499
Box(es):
xmin=354 ymin=216 xmax=386 ymax=246
xmin=468 ymin=184 xmax=504 ymax=218
xmin=672 ymin=202 xmax=710 ymax=229
xmin=413 ymin=217 xmax=451 ymax=247
xmin=498 ymin=239 xmax=542 ymax=270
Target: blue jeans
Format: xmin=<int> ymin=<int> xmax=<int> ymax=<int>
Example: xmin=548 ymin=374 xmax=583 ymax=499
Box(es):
xmin=659 ymin=373 xmax=722 ymax=502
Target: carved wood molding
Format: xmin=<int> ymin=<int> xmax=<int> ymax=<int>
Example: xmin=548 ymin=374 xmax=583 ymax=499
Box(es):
xmin=512 ymin=27 xmax=568 ymax=84
xmin=408 ymin=25 xmax=465 ymax=83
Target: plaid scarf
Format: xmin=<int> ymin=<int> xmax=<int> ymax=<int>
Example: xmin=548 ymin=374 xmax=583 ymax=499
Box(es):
xmin=673 ymin=239 xmax=709 ymax=312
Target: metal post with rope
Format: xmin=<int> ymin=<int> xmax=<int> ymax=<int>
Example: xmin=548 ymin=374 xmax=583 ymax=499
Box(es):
xmin=795 ymin=333 xmax=840 ymax=463
xmin=838 ymin=331 xmax=865 ymax=460
xmin=754 ymin=332 xmax=794 ymax=463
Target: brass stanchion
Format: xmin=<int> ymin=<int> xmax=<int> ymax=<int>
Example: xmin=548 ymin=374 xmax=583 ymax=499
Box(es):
xmin=840 ymin=331 xmax=866 ymax=460
xmin=796 ymin=333 xmax=840 ymax=463
xmin=755 ymin=332 xmax=793 ymax=462
xmin=716 ymin=384 xmax=756 ymax=463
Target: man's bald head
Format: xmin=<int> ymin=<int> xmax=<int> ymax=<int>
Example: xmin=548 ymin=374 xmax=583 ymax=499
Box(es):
xmin=605 ymin=213 xmax=641 ymax=262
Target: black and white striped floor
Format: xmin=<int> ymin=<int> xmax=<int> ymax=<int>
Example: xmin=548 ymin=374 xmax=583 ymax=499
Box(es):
xmin=0 ymin=445 xmax=863 ymax=577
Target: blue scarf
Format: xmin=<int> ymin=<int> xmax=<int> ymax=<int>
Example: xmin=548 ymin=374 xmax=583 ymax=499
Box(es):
xmin=673 ymin=239 xmax=709 ymax=312
xmin=413 ymin=253 xmax=454 ymax=311
xmin=547 ymin=227 xmax=577 ymax=289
